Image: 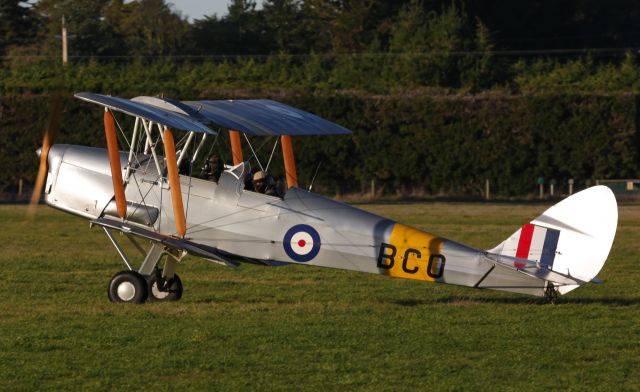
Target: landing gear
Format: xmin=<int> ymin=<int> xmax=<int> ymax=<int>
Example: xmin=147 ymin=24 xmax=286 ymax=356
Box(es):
xmin=108 ymin=271 xmax=149 ymax=303
xmin=544 ymin=283 xmax=559 ymax=304
xmin=147 ymin=270 xmax=183 ymax=302
xmin=100 ymin=227 xmax=187 ymax=304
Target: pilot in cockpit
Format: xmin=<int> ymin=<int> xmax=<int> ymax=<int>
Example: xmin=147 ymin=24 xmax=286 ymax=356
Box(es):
xmin=203 ymin=154 xmax=224 ymax=183
xmin=252 ymin=171 xmax=278 ymax=196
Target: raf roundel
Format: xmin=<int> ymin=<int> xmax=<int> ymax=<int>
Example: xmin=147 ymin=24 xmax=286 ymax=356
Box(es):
xmin=283 ymin=224 xmax=321 ymax=262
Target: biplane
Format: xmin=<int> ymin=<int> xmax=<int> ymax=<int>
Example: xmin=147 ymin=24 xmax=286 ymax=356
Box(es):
xmin=30 ymin=92 xmax=618 ymax=303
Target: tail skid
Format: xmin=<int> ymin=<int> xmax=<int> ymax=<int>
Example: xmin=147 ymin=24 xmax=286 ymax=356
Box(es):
xmin=488 ymin=186 xmax=618 ymax=295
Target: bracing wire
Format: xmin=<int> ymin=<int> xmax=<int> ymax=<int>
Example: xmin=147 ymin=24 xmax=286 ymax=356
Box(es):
xmin=308 ymin=161 xmax=322 ymax=192
xmin=184 ymin=132 xmax=196 ymax=229
xmin=110 ymin=109 xmax=130 ymax=150
xmin=265 ymin=137 xmax=279 ymax=172
xmin=243 ymin=133 xmax=264 ymax=172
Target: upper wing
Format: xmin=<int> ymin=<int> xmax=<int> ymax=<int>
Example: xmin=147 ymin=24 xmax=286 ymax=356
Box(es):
xmin=75 ymin=92 xmax=351 ymax=136
xmin=75 ymin=92 xmax=217 ymax=134
xmin=184 ymin=99 xmax=352 ymax=136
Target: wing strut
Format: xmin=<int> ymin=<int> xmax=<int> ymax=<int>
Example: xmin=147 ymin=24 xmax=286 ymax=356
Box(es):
xmin=163 ymin=128 xmax=186 ymax=238
xmin=104 ymin=108 xmax=127 ymax=219
xmin=281 ymin=135 xmax=298 ymax=188
xmin=229 ymin=130 xmax=244 ymax=165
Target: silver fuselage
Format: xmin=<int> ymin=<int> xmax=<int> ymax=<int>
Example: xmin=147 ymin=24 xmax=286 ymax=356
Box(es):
xmin=43 ymin=144 xmax=546 ymax=296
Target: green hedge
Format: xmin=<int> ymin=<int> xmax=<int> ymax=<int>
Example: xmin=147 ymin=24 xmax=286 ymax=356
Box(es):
xmin=2 ymin=55 xmax=640 ymax=97
xmin=1 ymin=92 xmax=637 ymax=197
xmin=294 ymin=93 xmax=638 ymax=195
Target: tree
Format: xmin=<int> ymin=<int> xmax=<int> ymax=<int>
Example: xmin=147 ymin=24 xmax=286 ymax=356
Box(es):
xmin=262 ymin=0 xmax=306 ymax=53
xmin=226 ymin=0 xmax=269 ymax=54
xmin=191 ymin=0 xmax=268 ymax=55
xmin=0 ymin=0 xmax=38 ymax=55
xmin=387 ymin=1 xmax=474 ymax=87
xmin=34 ymin=0 xmax=123 ymax=58
xmin=191 ymin=15 xmax=232 ymax=55
xmin=463 ymin=18 xmax=496 ymax=90
xmin=302 ymin=0 xmax=377 ymax=54
xmin=109 ymin=0 xmax=191 ymax=57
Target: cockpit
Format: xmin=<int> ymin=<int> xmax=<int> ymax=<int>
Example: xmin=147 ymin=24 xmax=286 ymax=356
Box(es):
xmin=216 ymin=161 xmax=285 ymax=199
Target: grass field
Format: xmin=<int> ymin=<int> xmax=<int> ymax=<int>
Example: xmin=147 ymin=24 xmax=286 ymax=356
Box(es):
xmin=0 ymin=202 xmax=638 ymax=391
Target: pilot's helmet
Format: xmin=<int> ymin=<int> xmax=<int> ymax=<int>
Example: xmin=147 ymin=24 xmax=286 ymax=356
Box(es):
xmin=253 ymin=171 xmax=266 ymax=183
xmin=207 ymin=154 xmax=222 ymax=172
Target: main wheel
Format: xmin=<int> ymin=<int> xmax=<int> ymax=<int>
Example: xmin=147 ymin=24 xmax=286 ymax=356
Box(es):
xmin=108 ymin=271 xmax=148 ymax=303
xmin=147 ymin=271 xmax=183 ymax=302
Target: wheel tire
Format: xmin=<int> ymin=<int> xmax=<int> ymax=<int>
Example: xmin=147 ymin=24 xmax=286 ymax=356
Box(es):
xmin=147 ymin=272 xmax=183 ymax=302
xmin=108 ymin=271 xmax=148 ymax=304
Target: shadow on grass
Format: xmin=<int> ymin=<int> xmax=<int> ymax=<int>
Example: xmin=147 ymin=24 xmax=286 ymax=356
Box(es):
xmin=389 ymin=296 xmax=640 ymax=306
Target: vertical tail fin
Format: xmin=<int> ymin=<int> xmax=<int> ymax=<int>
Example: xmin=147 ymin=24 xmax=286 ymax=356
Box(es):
xmin=488 ymin=186 xmax=617 ymax=294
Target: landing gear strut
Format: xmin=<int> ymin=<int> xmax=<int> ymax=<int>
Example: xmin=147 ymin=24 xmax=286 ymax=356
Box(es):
xmin=101 ymin=227 xmax=186 ymax=304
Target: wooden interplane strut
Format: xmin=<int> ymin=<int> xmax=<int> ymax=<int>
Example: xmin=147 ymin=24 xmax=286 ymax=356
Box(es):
xmin=104 ymin=109 xmax=127 ymax=219
xmin=229 ymin=130 xmax=244 ymax=165
xmin=163 ymin=128 xmax=186 ymax=238
xmin=280 ymin=135 xmax=298 ymax=189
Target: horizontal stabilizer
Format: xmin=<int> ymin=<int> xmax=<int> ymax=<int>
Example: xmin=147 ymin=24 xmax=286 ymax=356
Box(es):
xmin=483 ymin=253 xmax=587 ymax=286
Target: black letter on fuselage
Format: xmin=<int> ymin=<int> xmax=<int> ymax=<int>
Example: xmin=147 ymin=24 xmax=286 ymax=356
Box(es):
xmin=402 ymin=248 xmax=421 ymax=274
xmin=427 ymin=254 xmax=446 ymax=279
xmin=377 ymin=243 xmax=396 ymax=269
